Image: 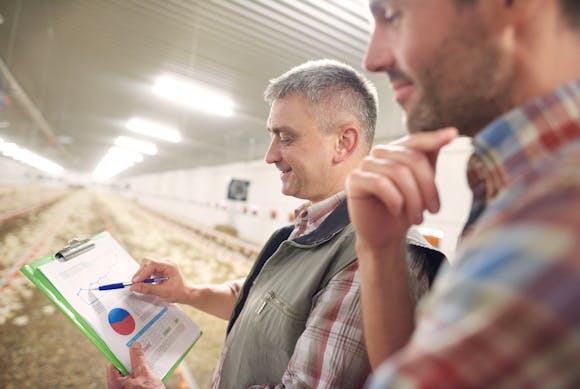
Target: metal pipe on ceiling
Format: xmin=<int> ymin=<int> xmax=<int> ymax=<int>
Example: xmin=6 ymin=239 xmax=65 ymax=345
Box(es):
xmin=0 ymin=56 xmax=58 ymax=146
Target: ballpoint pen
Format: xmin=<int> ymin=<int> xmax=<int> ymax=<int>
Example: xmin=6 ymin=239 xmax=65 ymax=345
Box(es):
xmin=91 ymin=276 xmax=169 ymax=291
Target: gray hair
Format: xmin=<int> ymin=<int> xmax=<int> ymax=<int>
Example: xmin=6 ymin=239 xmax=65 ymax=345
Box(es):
xmin=264 ymin=59 xmax=378 ymax=151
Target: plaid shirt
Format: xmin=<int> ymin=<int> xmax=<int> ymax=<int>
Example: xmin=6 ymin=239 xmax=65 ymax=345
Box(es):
xmin=369 ymin=80 xmax=580 ymax=387
xmin=288 ymin=191 xmax=346 ymax=240
xmin=213 ymin=191 xmax=368 ymax=388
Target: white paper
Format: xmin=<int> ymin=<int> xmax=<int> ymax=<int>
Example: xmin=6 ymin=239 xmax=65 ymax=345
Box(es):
xmin=39 ymin=232 xmax=201 ymax=378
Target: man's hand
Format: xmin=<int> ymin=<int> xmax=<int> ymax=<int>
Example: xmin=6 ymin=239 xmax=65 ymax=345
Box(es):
xmin=107 ymin=342 xmax=164 ymax=389
xmin=346 ymin=128 xmax=458 ymax=368
xmin=347 ymin=128 xmax=458 ymax=251
xmin=130 ymin=258 xmax=187 ymax=303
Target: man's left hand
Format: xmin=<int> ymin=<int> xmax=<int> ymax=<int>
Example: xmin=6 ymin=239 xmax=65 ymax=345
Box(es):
xmin=107 ymin=342 xmax=165 ymax=389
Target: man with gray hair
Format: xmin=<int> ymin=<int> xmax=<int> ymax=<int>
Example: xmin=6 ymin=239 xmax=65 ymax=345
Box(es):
xmin=107 ymin=59 xmax=444 ymax=389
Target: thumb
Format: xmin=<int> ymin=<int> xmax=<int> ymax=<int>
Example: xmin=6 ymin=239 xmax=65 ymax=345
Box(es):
xmin=106 ymin=364 xmax=127 ymax=389
xmin=130 ymin=281 xmax=165 ymax=296
xmin=129 ymin=342 xmax=151 ymax=377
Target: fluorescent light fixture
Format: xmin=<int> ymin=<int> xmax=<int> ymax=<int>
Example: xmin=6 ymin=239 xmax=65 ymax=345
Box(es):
xmin=126 ymin=117 xmax=181 ymax=143
xmin=115 ymin=136 xmax=158 ymax=156
xmin=0 ymin=137 xmax=64 ymax=175
xmin=92 ymin=146 xmax=143 ymax=180
xmin=153 ymin=75 xmax=234 ymax=117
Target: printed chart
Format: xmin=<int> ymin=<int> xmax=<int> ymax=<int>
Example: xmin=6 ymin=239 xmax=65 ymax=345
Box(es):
xmin=108 ymin=308 xmax=136 ymax=335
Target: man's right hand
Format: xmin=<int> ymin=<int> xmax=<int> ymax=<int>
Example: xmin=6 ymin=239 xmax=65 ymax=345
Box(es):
xmin=346 ymin=128 xmax=458 ymax=253
xmin=346 ymin=128 xmax=458 ymax=367
xmin=130 ymin=258 xmax=188 ymax=304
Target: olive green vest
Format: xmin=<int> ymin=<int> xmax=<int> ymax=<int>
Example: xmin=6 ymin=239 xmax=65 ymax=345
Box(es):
xmin=219 ymin=201 xmax=444 ymax=388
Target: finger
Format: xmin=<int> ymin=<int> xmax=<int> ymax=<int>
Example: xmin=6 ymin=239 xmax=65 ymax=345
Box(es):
xmin=370 ymin=146 xmax=440 ymax=213
xmin=132 ymin=258 xmax=173 ymax=283
xmin=347 ymin=169 xmax=404 ymax=216
xmin=359 ymin=158 xmax=425 ymax=223
xmin=106 ymin=364 xmax=126 ymax=389
xmin=392 ymin=127 xmax=458 ymax=168
xmin=384 ymin=163 xmax=425 ymax=224
xmin=131 ymin=279 xmax=167 ymax=295
xmin=131 ymin=258 xmax=156 ymax=282
xmin=131 ymin=265 xmax=174 ymax=296
xmin=393 ymin=127 xmax=458 ymax=152
xmin=129 ymin=342 xmax=150 ymax=377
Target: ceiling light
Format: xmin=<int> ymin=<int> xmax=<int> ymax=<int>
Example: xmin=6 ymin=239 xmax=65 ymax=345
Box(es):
xmin=92 ymin=146 xmax=143 ymax=181
xmin=115 ymin=136 xmax=158 ymax=156
xmin=125 ymin=117 xmax=181 ymax=143
xmin=153 ymin=75 xmax=234 ymax=117
xmin=0 ymin=137 xmax=64 ymax=175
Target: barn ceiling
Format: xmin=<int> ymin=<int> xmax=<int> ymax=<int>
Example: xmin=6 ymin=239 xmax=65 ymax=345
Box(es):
xmin=0 ymin=0 xmax=405 ymax=180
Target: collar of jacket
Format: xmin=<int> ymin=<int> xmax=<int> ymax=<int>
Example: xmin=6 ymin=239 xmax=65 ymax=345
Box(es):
xmin=292 ymin=199 xmax=351 ymax=245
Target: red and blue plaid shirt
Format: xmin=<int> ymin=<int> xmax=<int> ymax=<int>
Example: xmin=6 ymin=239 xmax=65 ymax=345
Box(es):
xmin=370 ymin=80 xmax=580 ymax=387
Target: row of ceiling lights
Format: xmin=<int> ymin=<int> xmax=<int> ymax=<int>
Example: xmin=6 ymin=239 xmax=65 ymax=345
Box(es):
xmin=93 ymin=75 xmax=235 ymax=180
xmin=1 ymin=75 xmax=235 ymax=179
xmin=0 ymin=136 xmax=64 ymax=175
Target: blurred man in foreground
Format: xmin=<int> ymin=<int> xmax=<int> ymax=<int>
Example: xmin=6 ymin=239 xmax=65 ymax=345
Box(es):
xmin=347 ymin=0 xmax=580 ymax=386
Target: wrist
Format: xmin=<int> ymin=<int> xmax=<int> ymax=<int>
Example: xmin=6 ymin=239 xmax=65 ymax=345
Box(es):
xmin=355 ymin=238 xmax=406 ymax=263
xmin=177 ymin=283 xmax=199 ymax=305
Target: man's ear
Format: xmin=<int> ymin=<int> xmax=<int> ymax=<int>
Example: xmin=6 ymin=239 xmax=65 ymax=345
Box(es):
xmin=333 ymin=126 xmax=360 ymax=163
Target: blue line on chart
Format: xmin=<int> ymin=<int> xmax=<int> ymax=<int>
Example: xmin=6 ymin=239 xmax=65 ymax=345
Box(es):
xmin=126 ymin=306 xmax=169 ymax=347
xmin=75 ymin=253 xmax=123 ymax=305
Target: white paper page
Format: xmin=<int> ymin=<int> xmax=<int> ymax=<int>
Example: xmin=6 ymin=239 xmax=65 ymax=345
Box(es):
xmin=39 ymin=232 xmax=201 ymax=378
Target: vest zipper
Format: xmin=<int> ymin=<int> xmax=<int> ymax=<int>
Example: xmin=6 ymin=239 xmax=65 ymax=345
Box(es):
xmin=256 ymin=291 xmax=274 ymax=315
xmin=256 ymin=291 xmax=303 ymax=321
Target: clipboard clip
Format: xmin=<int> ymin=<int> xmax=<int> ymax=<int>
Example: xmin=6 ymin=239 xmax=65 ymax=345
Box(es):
xmin=55 ymin=238 xmax=96 ymax=262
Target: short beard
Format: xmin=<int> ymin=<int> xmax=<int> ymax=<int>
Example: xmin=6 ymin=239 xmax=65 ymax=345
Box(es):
xmin=406 ymin=28 xmax=515 ymax=137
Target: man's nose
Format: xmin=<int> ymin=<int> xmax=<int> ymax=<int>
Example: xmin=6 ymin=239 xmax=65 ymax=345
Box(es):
xmin=364 ymin=27 xmax=396 ymax=73
xmin=264 ymin=137 xmax=281 ymax=164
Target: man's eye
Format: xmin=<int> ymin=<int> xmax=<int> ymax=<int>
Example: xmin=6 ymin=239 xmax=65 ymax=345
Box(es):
xmin=383 ymin=8 xmax=401 ymax=24
xmin=280 ymin=137 xmax=292 ymax=145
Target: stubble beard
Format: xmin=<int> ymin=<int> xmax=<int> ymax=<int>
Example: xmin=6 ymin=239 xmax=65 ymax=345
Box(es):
xmin=405 ymin=34 xmax=515 ymax=137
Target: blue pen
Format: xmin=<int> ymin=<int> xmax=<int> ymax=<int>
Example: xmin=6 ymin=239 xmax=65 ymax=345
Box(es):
xmin=91 ymin=277 xmax=168 ymax=291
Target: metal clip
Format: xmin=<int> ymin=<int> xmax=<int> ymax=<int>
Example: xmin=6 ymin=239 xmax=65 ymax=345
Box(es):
xmin=55 ymin=238 xmax=95 ymax=262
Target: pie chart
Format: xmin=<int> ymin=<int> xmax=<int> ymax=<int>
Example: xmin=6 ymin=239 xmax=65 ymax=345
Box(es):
xmin=108 ymin=308 xmax=136 ymax=335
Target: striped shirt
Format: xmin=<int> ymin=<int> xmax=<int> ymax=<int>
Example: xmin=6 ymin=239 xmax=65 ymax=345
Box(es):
xmin=213 ymin=191 xmax=368 ymax=388
xmin=370 ymin=80 xmax=580 ymax=387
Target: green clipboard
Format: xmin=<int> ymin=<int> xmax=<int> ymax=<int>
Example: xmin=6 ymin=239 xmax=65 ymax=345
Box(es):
xmin=20 ymin=231 xmax=201 ymax=382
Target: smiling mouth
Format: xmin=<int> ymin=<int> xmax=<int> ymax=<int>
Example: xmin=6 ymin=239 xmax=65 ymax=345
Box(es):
xmin=391 ymin=82 xmax=414 ymax=104
xmin=279 ymin=168 xmax=291 ymax=178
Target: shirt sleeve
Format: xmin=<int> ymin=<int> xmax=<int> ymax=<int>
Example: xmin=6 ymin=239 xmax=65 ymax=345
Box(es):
xmin=225 ymin=278 xmax=246 ymax=299
xmin=247 ymin=261 xmax=370 ymax=389
xmin=368 ymin=216 xmax=580 ymax=387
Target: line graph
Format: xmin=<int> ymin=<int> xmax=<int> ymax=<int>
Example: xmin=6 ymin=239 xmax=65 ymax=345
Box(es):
xmin=74 ymin=253 xmax=124 ymax=305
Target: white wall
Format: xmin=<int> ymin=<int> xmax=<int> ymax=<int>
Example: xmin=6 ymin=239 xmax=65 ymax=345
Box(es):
xmin=122 ymin=138 xmax=473 ymax=261
xmin=420 ymin=137 xmax=472 ymax=261
xmin=0 ymin=157 xmax=39 ymax=184
xmin=123 ymin=160 xmax=303 ymax=244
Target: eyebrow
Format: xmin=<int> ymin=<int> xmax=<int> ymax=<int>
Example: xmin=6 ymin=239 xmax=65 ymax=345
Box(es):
xmin=266 ymin=126 xmax=295 ymax=136
xmin=369 ymin=0 xmax=390 ymax=14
